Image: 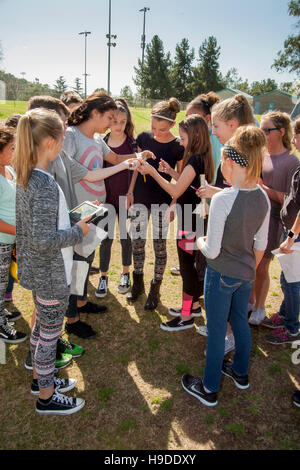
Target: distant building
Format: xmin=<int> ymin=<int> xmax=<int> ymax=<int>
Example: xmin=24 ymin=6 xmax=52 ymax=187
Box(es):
xmin=290 ymin=99 xmax=300 ymax=120
xmin=216 ymin=87 xmax=253 ymax=104
xmin=253 ymin=90 xmax=297 ymax=115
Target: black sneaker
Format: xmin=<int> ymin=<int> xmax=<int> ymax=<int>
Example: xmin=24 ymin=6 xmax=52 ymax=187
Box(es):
xmin=95 ymin=276 xmax=108 ymax=298
xmin=90 ymin=265 xmax=100 ymax=274
xmin=160 ymin=316 xmax=194 ymax=332
xmin=4 ymin=308 xmax=22 ymax=323
xmin=65 ymin=320 xmax=98 ymax=340
xmin=24 ymin=350 xmax=32 ymax=370
xmin=77 ymin=301 xmax=107 ymax=314
xmin=181 ymin=374 xmax=218 ymax=407
xmin=221 ymin=359 xmax=249 ymax=389
xmin=292 ymin=390 xmax=300 ymax=408
xmin=168 ymin=306 xmax=202 ymax=317
xmin=0 ymin=322 xmax=27 ymax=344
xmin=31 ymin=376 xmax=77 ymax=395
xmin=36 ymin=390 xmax=85 ymax=415
xmin=118 ymin=273 xmax=131 ymax=294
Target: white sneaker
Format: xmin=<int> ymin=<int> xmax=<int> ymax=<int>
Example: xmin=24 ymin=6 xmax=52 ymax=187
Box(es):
xmin=197 ymin=325 xmax=208 ymax=336
xmin=95 ymin=276 xmax=108 ymax=298
xmin=224 ymin=333 xmax=235 ymax=354
xmin=170 ymin=266 xmax=180 ymax=276
xmin=249 ymin=308 xmax=266 ymax=325
xmin=118 ymin=273 xmax=131 ymax=294
xmin=204 ymin=333 xmax=235 ymax=356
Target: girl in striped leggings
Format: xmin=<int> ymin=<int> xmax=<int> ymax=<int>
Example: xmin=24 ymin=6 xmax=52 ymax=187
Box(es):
xmin=15 ymin=109 xmax=90 ymax=415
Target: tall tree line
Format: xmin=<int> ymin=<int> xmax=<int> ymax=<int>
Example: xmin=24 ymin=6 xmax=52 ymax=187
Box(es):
xmin=133 ymin=34 xmax=298 ymax=101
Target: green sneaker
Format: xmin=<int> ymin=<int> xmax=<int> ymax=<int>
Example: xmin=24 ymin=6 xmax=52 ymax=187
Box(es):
xmin=25 ymin=350 xmax=72 ymax=371
xmin=55 ymin=352 xmax=73 ymax=369
xmin=57 ymin=337 xmax=84 ymax=358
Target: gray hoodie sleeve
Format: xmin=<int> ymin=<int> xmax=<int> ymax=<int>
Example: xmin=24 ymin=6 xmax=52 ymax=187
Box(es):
xmin=31 ymin=185 xmax=83 ymax=253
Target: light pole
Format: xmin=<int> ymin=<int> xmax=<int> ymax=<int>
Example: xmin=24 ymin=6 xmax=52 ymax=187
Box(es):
xmin=139 ymin=7 xmax=150 ymax=68
xmin=79 ymin=30 xmax=91 ymax=99
xmin=106 ymin=0 xmax=117 ymax=95
xmin=20 ymin=72 xmax=26 ymax=101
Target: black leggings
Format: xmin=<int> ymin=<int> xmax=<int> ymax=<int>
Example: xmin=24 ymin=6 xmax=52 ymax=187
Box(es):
xmin=177 ymin=236 xmax=202 ymax=316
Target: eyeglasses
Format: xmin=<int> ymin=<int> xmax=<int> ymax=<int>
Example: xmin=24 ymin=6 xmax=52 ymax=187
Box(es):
xmin=261 ymin=127 xmax=280 ymax=135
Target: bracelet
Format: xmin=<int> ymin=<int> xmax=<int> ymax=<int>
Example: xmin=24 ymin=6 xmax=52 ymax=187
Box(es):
xmin=127 ymin=192 xmax=133 ymax=196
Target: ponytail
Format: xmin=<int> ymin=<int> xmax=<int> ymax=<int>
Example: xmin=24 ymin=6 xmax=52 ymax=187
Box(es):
xmin=67 ymin=91 xmax=117 ymax=126
xmin=212 ymin=94 xmax=255 ymax=126
xmin=0 ymin=125 xmax=15 ymax=152
xmin=187 ymin=91 xmax=221 ymax=116
xmin=15 ymin=109 xmax=63 ymax=188
xmin=151 ymin=97 xmax=181 ymax=122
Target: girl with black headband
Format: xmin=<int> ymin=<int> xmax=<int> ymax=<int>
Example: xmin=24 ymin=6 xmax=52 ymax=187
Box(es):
xmin=196 ymin=93 xmax=257 ymax=353
xmin=181 ymin=125 xmax=270 ymax=407
xmin=137 ymin=114 xmax=214 ymax=331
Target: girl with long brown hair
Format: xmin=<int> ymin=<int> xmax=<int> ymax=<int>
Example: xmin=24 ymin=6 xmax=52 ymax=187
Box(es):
xmin=138 ymin=114 xmax=214 ymax=331
xmin=97 ymin=98 xmax=137 ymax=297
xmin=62 ymin=92 xmax=152 ymax=337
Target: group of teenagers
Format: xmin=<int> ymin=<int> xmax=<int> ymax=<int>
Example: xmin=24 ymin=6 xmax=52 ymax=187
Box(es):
xmin=0 ymin=86 xmax=300 ymax=415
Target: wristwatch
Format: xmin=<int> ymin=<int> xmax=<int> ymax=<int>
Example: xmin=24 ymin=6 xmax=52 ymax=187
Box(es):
xmin=288 ymin=230 xmax=298 ymax=239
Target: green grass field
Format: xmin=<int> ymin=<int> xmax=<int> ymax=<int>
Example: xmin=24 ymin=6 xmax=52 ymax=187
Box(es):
xmin=0 ymin=100 xmax=27 ymax=120
xmin=0 ymin=99 xmax=299 ymax=451
xmin=0 ymin=100 xmax=259 ymax=136
xmin=0 ymin=100 xmax=185 ymax=135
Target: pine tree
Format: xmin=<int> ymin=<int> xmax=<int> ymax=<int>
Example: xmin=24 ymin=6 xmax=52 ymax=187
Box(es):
xmin=54 ymin=76 xmax=67 ymax=97
xmin=120 ymin=85 xmax=134 ymax=104
xmin=73 ymin=77 xmax=83 ymax=96
xmin=191 ymin=36 xmax=225 ymax=95
xmin=249 ymin=79 xmax=278 ymax=96
xmin=170 ymin=38 xmax=194 ymax=102
xmin=133 ymin=35 xmax=172 ymax=99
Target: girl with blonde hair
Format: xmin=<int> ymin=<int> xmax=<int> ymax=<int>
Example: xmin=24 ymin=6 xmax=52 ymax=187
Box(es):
xmin=15 ymin=109 xmax=91 ymax=415
xmin=182 ymin=125 xmax=270 ymax=406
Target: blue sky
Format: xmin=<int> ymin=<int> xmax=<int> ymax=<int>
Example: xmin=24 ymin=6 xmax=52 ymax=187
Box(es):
xmin=0 ymin=0 xmax=297 ymax=97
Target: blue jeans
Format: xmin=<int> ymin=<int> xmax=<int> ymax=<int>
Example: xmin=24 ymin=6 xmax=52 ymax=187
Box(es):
xmin=203 ymin=265 xmax=253 ymax=393
xmin=279 ymin=271 xmax=300 ymax=334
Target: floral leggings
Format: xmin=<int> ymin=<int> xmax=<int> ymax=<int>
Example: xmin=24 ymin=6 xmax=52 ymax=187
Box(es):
xmin=31 ymin=293 xmax=69 ymax=389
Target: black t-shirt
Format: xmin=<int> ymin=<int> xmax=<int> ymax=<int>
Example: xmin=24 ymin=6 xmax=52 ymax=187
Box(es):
xmin=215 ymin=163 xmax=231 ymax=189
xmin=177 ymin=154 xmax=206 ymax=233
xmin=135 ymin=131 xmax=184 ymax=208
